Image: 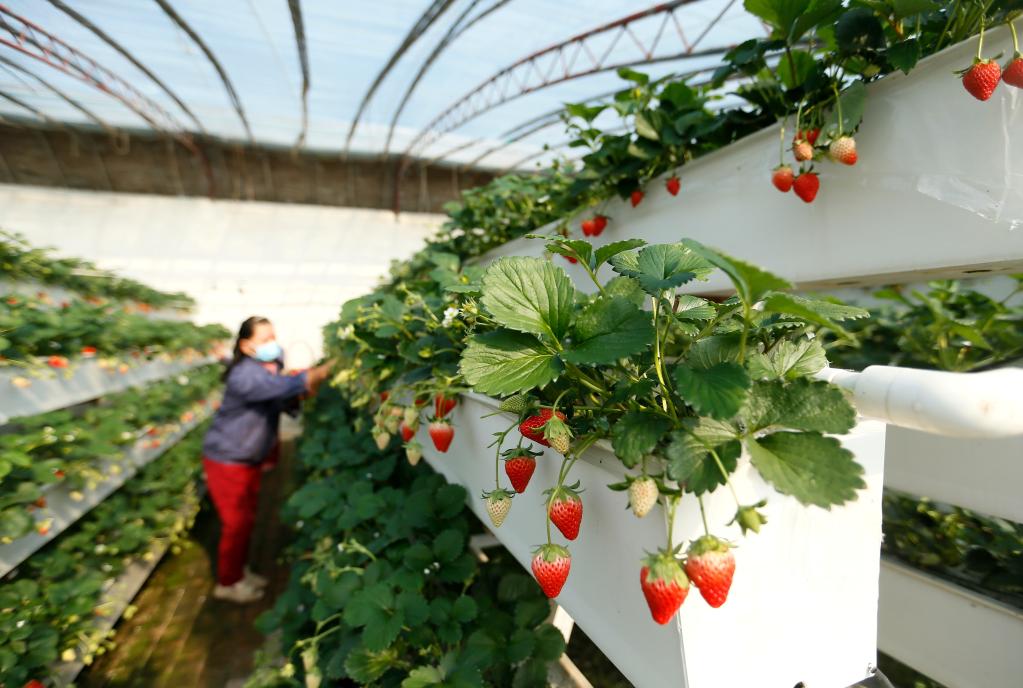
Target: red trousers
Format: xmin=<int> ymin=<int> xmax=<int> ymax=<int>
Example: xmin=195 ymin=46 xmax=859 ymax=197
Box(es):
xmin=203 ymin=457 xmax=263 ymax=586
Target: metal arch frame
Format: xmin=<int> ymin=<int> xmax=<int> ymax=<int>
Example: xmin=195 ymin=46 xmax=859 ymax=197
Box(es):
xmin=399 ymin=0 xmax=732 ymax=163
xmin=0 ymin=54 xmax=118 ymax=136
xmin=152 ymin=0 xmax=253 ymax=142
xmin=44 ymin=0 xmax=206 ymax=136
xmin=0 ymin=4 xmax=214 ymax=193
xmin=287 ymin=0 xmax=310 ymax=149
xmin=381 ymin=0 xmax=514 ymax=157
xmin=343 ymin=0 xmax=458 ymax=155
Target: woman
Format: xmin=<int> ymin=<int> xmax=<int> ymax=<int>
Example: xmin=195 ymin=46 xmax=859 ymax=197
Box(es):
xmin=202 ymin=316 xmax=331 ymax=603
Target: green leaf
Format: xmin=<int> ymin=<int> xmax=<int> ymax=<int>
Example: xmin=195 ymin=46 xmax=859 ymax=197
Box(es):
xmin=610 ymin=411 xmax=672 ymax=468
xmin=434 ymin=528 xmax=465 ymax=563
xmin=744 ymin=0 xmax=841 ymax=41
xmin=451 ymin=595 xmax=478 ymax=623
xmin=746 ymin=338 xmax=828 ymax=380
xmin=665 ymin=432 xmax=739 ymax=494
xmin=824 ymin=80 xmax=867 ymax=135
xmin=887 ymin=39 xmax=921 ymax=74
xmin=603 ymin=276 xmax=646 ymax=307
xmin=762 ymin=293 xmax=868 ymax=339
xmin=345 ymin=648 xmax=398 ymax=684
xmin=561 ymin=297 xmax=654 ymax=365
xmin=481 ymin=256 xmax=575 ymax=340
xmin=681 ymin=239 xmax=791 ymax=306
xmin=344 ymin=583 xmax=392 ymax=627
xmin=611 ymin=243 xmax=712 ymax=295
xmin=674 ymin=294 xmax=716 ymax=320
xmin=777 ymin=49 xmax=816 ymax=89
xmin=892 ymin=0 xmax=937 ymax=18
xmin=402 ymin=666 xmax=446 ymax=688
xmin=747 ymin=432 xmax=865 ymax=508
xmin=364 ymin=608 xmax=404 ymax=651
xmin=544 ymin=238 xmax=593 ymax=266
xmin=397 ymin=591 xmax=431 ymax=627
xmin=460 ymin=331 xmax=563 ymax=395
xmin=505 ymin=628 xmax=535 ymax=663
xmin=634 ymin=112 xmax=659 ymax=141
xmin=743 ymin=379 xmax=856 ymax=434
xmin=532 ymin=624 xmax=567 ymax=662
xmin=617 ymin=67 xmax=649 ymax=85
xmin=674 ymin=362 xmax=751 ymax=419
xmin=595 ymin=239 xmax=646 ymax=267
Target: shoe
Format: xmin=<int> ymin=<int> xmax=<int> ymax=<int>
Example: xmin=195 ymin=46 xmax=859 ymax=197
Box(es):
xmin=244 ymin=566 xmax=268 ymax=589
xmin=213 ymin=579 xmax=264 ymax=604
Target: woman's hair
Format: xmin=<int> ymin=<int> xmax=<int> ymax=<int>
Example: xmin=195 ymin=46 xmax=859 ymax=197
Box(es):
xmin=223 ymin=315 xmax=271 ymax=381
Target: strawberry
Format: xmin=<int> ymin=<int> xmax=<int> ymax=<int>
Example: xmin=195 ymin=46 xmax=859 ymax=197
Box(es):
xmin=428 ymin=420 xmax=455 ymax=452
xmin=405 ymin=440 xmax=423 ymax=466
xmin=665 ymin=176 xmax=681 ymax=196
xmin=771 ymin=164 xmax=794 ymax=193
xmin=373 ymin=430 xmax=391 ymax=451
xmin=546 ymin=484 xmax=583 ymax=540
xmin=581 ymin=218 xmax=597 ymax=236
xmin=81 ymin=346 xmax=97 ymax=357
xmin=629 ymin=476 xmax=658 ymax=518
xmin=23 ymin=680 xmax=45 ymax=688
xmin=793 ymin=172 xmax=820 ymax=203
xmin=685 ymin=535 xmax=736 ymax=608
xmin=402 ymin=406 xmax=419 ymax=426
xmin=54 ymin=469 xmax=65 ymax=479
xmin=11 ymin=376 xmax=31 ymax=389
xmin=379 ymin=391 xmax=390 ymax=402
xmin=592 ymin=214 xmax=608 ymax=235
xmin=33 ymin=497 xmax=46 ymax=509
xmin=640 ymin=551 xmax=690 ymax=624
xmin=519 ymin=408 xmax=566 ymax=447
xmin=498 ymin=394 xmax=531 ymax=415
xmin=792 ymin=139 xmax=813 ymax=162
xmin=798 ymin=128 xmax=820 ymax=145
xmin=543 ymin=412 xmax=572 ymax=454
xmin=483 ymin=488 xmax=513 ymax=527
xmin=1003 ymin=55 xmax=1023 ymax=87
xmin=562 ymin=255 xmax=578 ymax=264
xmin=37 ymin=519 xmax=52 ymax=536
xmin=962 ymin=59 xmax=1002 ymax=100
xmin=434 ymin=394 xmax=457 ymax=419
xmin=532 ymin=544 xmax=571 ymax=598
xmin=828 ymin=136 xmax=857 ymax=165
xmin=630 ymin=190 xmax=644 ymax=207
xmin=504 ymin=450 xmax=538 ymax=493
xmin=47 ymin=355 xmax=68 ymax=369
xmin=399 ymin=420 xmax=417 ymax=443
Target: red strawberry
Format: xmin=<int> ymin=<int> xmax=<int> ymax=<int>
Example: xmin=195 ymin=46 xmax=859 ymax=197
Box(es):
xmin=33 ymin=497 xmax=47 ymax=509
xmin=592 ymin=215 xmax=608 ymax=235
xmin=47 ymin=355 xmax=68 ymax=369
xmin=684 ymin=535 xmax=736 ymax=608
xmin=630 ymin=190 xmax=644 ymax=207
xmin=399 ymin=420 xmax=416 ymax=443
xmin=798 ymin=128 xmax=821 ymax=145
xmin=771 ymin=165 xmax=794 ymax=192
xmin=4 ymin=296 xmax=17 ymax=305
xmin=519 ymin=408 xmax=566 ymax=447
xmin=546 ymin=484 xmax=583 ymax=540
xmin=581 ymin=218 xmax=597 ymax=236
xmin=962 ymin=59 xmax=1002 ymax=101
xmin=504 ymin=451 xmax=537 ymax=493
xmin=562 ymin=255 xmax=578 ymax=264
xmin=379 ymin=391 xmax=390 ymax=402
xmin=1003 ymin=55 xmax=1023 ymax=87
xmin=793 ymin=172 xmax=820 ymax=203
xmin=665 ymin=176 xmax=681 ymax=196
xmin=792 ymin=139 xmax=813 ymax=162
xmin=428 ymin=420 xmax=454 ymax=452
xmin=828 ymin=136 xmax=857 ymax=165
xmin=53 ymin=469 xmax=65 ymax=479
xmin=434 ymin=394 xmax=457 ymax=419
xmin=81 ymin=346 xmax=97 ymax=357
xmin=531 ymin=544 xmax=571 ymax=598
xmin=640 ymin=551 xmax=690 ymax=624
xmin=23 ymin=680 xmax=45 ymax=688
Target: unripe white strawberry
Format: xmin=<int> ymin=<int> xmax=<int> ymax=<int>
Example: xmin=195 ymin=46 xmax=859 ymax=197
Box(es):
xmin=629 ymin=476 xmax=658 ymax=518
xmin=828 ymin=136 xmax=857 ymax=165
xmin=484 ymin=489 xmax=513 ymax=528
xmin=373 ymin=430 xmax=391 ymax=450
xmin=405 ymin=440 xmax=423 ymax=466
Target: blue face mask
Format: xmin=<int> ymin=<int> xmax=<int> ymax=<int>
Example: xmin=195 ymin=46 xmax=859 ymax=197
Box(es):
xmin=253 ymin=340 xmax=282 ymax=362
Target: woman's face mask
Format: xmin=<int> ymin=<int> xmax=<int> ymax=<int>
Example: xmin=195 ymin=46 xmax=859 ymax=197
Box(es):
xmin=253 ymin=340 xmax=283 ymax=362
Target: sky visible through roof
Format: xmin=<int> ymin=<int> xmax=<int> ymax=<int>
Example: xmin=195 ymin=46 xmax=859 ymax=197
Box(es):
xmin=0 ymin=0 xmax=763 ymax=171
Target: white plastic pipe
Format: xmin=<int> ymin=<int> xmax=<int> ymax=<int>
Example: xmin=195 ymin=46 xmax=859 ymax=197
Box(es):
xmin=816 ymin=365 xmax=1023 ymax=438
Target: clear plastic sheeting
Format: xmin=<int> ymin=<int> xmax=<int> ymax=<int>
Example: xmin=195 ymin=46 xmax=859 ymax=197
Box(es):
xmin=0 ymin=0 xmax=761 ymax=169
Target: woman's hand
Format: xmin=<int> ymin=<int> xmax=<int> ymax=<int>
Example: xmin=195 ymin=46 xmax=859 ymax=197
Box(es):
xmin=304 ymin=361 xmax=334 ymax=397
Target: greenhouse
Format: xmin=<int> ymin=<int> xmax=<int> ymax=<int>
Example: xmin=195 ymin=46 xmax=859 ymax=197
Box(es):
xmin=0 ymin=1 xmax=1021 ymax=687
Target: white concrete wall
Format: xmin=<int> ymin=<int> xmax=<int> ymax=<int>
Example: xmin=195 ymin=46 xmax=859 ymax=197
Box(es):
xmin=0 ymin=184 xmax=442 ymax=368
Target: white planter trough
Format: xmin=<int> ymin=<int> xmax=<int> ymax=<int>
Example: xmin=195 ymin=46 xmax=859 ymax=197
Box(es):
xmin=420 ymin=393 xmax=887 ymax=688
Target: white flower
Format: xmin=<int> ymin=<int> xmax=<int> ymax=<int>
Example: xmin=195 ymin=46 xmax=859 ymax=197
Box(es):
xmin=450 ymin=228 xmax=466 ymax=238
xmin=471 ymin=228 xmax=486 ymax=236
xmin=338 ymin=325 xmax=355 ymax=340
xmin=442 ymin=307 xmax=460 ymax=327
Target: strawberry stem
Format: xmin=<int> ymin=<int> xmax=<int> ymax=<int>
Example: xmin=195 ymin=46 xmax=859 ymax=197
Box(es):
xmin=778 ymin=119 xmax=787 ymax=166
xmin=1010 ymin=20 xmax=1020 ymax=56
xmin=666 ymin=495 xmax=679 ymax=551
xmin=833 ymin=83 xmax=844 ymax=136
xmin=710 ymin=448 xmax=743 ymax=509
xmin=978 ymin=16 xmax=986 ymax=61
xmin=698 ymin=495 xmax=710 ymax=536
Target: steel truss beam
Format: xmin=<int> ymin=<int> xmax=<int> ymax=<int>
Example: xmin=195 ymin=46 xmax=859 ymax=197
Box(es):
xmin=287 ymin=0 xmax=310 ymax=148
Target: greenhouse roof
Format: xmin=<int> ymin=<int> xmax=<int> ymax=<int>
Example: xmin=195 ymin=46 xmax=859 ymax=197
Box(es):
xmin=0 ymin=0 xmax=763 ymax=170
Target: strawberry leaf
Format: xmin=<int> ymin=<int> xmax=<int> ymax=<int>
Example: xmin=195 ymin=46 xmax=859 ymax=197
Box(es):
xmin=762 ymin=292 xmax=868 ymax=339
xmin=561 ymin=297 xmax=654 ymax=365
xmin=673 ymin=362 xmax=751 ymax=420
xmin=610 ymin=411 xmax=672 ymax=468
xmin=743 ymin=379 xmax=856 ymax=434
xmin=674 ymin=295 xmax=716 ymax=321
xmin=747 ymin=431 xmax=865 ymax=508
xmin=665 ymin=432 xmax=740 ymax=494
xmin=746 ymin=338 xmax=828 ymax=380
xmin=460 ymin=331 xmax=563 ymax=395
xmin=481 ymin=257 xmax=575 ymax=341
xmin=681 ymin=239 xmax=791 ymax=307
xmin=595 ymin=239 xmax=646 ymax=267
xmin=610 ymin=243 xmax=713 ymax=295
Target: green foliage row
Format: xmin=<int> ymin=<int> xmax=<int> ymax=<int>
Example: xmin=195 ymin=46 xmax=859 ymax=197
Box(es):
xmin=0 ymin=420 xmax=210 ymax=686
xmin=0 ymin=231 xmax=195 ymax=309
xmin=0 ymin=364 xmax=221 ymax=542
xmin=251 ymin=386 xmax=566 ymax=688
xmin=0 ymin=291 xmax=229 ymax=366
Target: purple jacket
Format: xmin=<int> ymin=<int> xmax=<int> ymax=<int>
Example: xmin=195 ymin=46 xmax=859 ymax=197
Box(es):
xmin=202 ymin=357 xmax=308 ymax=464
